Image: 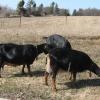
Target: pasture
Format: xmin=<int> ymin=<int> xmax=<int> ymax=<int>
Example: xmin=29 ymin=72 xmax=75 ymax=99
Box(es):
xmin=0 ymin=16 xmax=100 ymax=100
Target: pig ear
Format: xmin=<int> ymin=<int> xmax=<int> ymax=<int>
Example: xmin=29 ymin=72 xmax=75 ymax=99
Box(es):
xmin=42 ymin=36 xmax=48 ymax=40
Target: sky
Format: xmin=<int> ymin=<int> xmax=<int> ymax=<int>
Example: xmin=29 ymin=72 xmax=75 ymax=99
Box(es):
xmin=0 ymin=0 xmax=100 ymax=13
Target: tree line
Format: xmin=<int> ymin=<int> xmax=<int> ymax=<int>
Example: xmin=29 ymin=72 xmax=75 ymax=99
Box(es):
xmin=1 ymin=0 xmax=100 ymax=17
xmin=17 ymin=0 xmax=70 ymax=17
xmin=72 ymin=8 xmax=100 ymax=16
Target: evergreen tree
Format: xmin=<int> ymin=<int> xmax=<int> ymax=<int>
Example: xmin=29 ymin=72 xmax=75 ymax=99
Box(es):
xmin=54 ymin=3 xmax=59 ymax=15
xmin=38 ymin=3 xmax=44 ymax=15
xmin=17 ymin=0 xmax=25 ymax=26
xmin=50 ymin=1 xmax=55 ymax=14
xmin=17 ymin=0 xmax=25 ymax=15
xmin=26 ymin=0 xmax=36 ymax=15
xmin=72 ymin=9 xmax=77 ymax=16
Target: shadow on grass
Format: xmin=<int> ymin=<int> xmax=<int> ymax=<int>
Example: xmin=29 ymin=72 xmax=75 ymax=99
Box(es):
xmin=12 ymin=70 xmax=45 ymax=77
xmin=64 ymin=78 xmax=100 ymax=89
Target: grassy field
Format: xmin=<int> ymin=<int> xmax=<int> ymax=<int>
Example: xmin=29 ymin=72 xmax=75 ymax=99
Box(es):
xmin=0 ymin=16 xmax=100 ymax=100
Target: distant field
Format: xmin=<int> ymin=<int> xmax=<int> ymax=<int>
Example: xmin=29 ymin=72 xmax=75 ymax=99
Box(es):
xmin=0 ymin=16 xmax=100 ymax=43
xmin=0 ymin=16 xmax=100 ymax=100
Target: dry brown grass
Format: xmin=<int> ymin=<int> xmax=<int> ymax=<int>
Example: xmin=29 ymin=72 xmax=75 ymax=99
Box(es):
xmin=0 ymin=16 xmax=100 ymax=43
xmin=0 ymin=16 xmax=100 ymax=100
